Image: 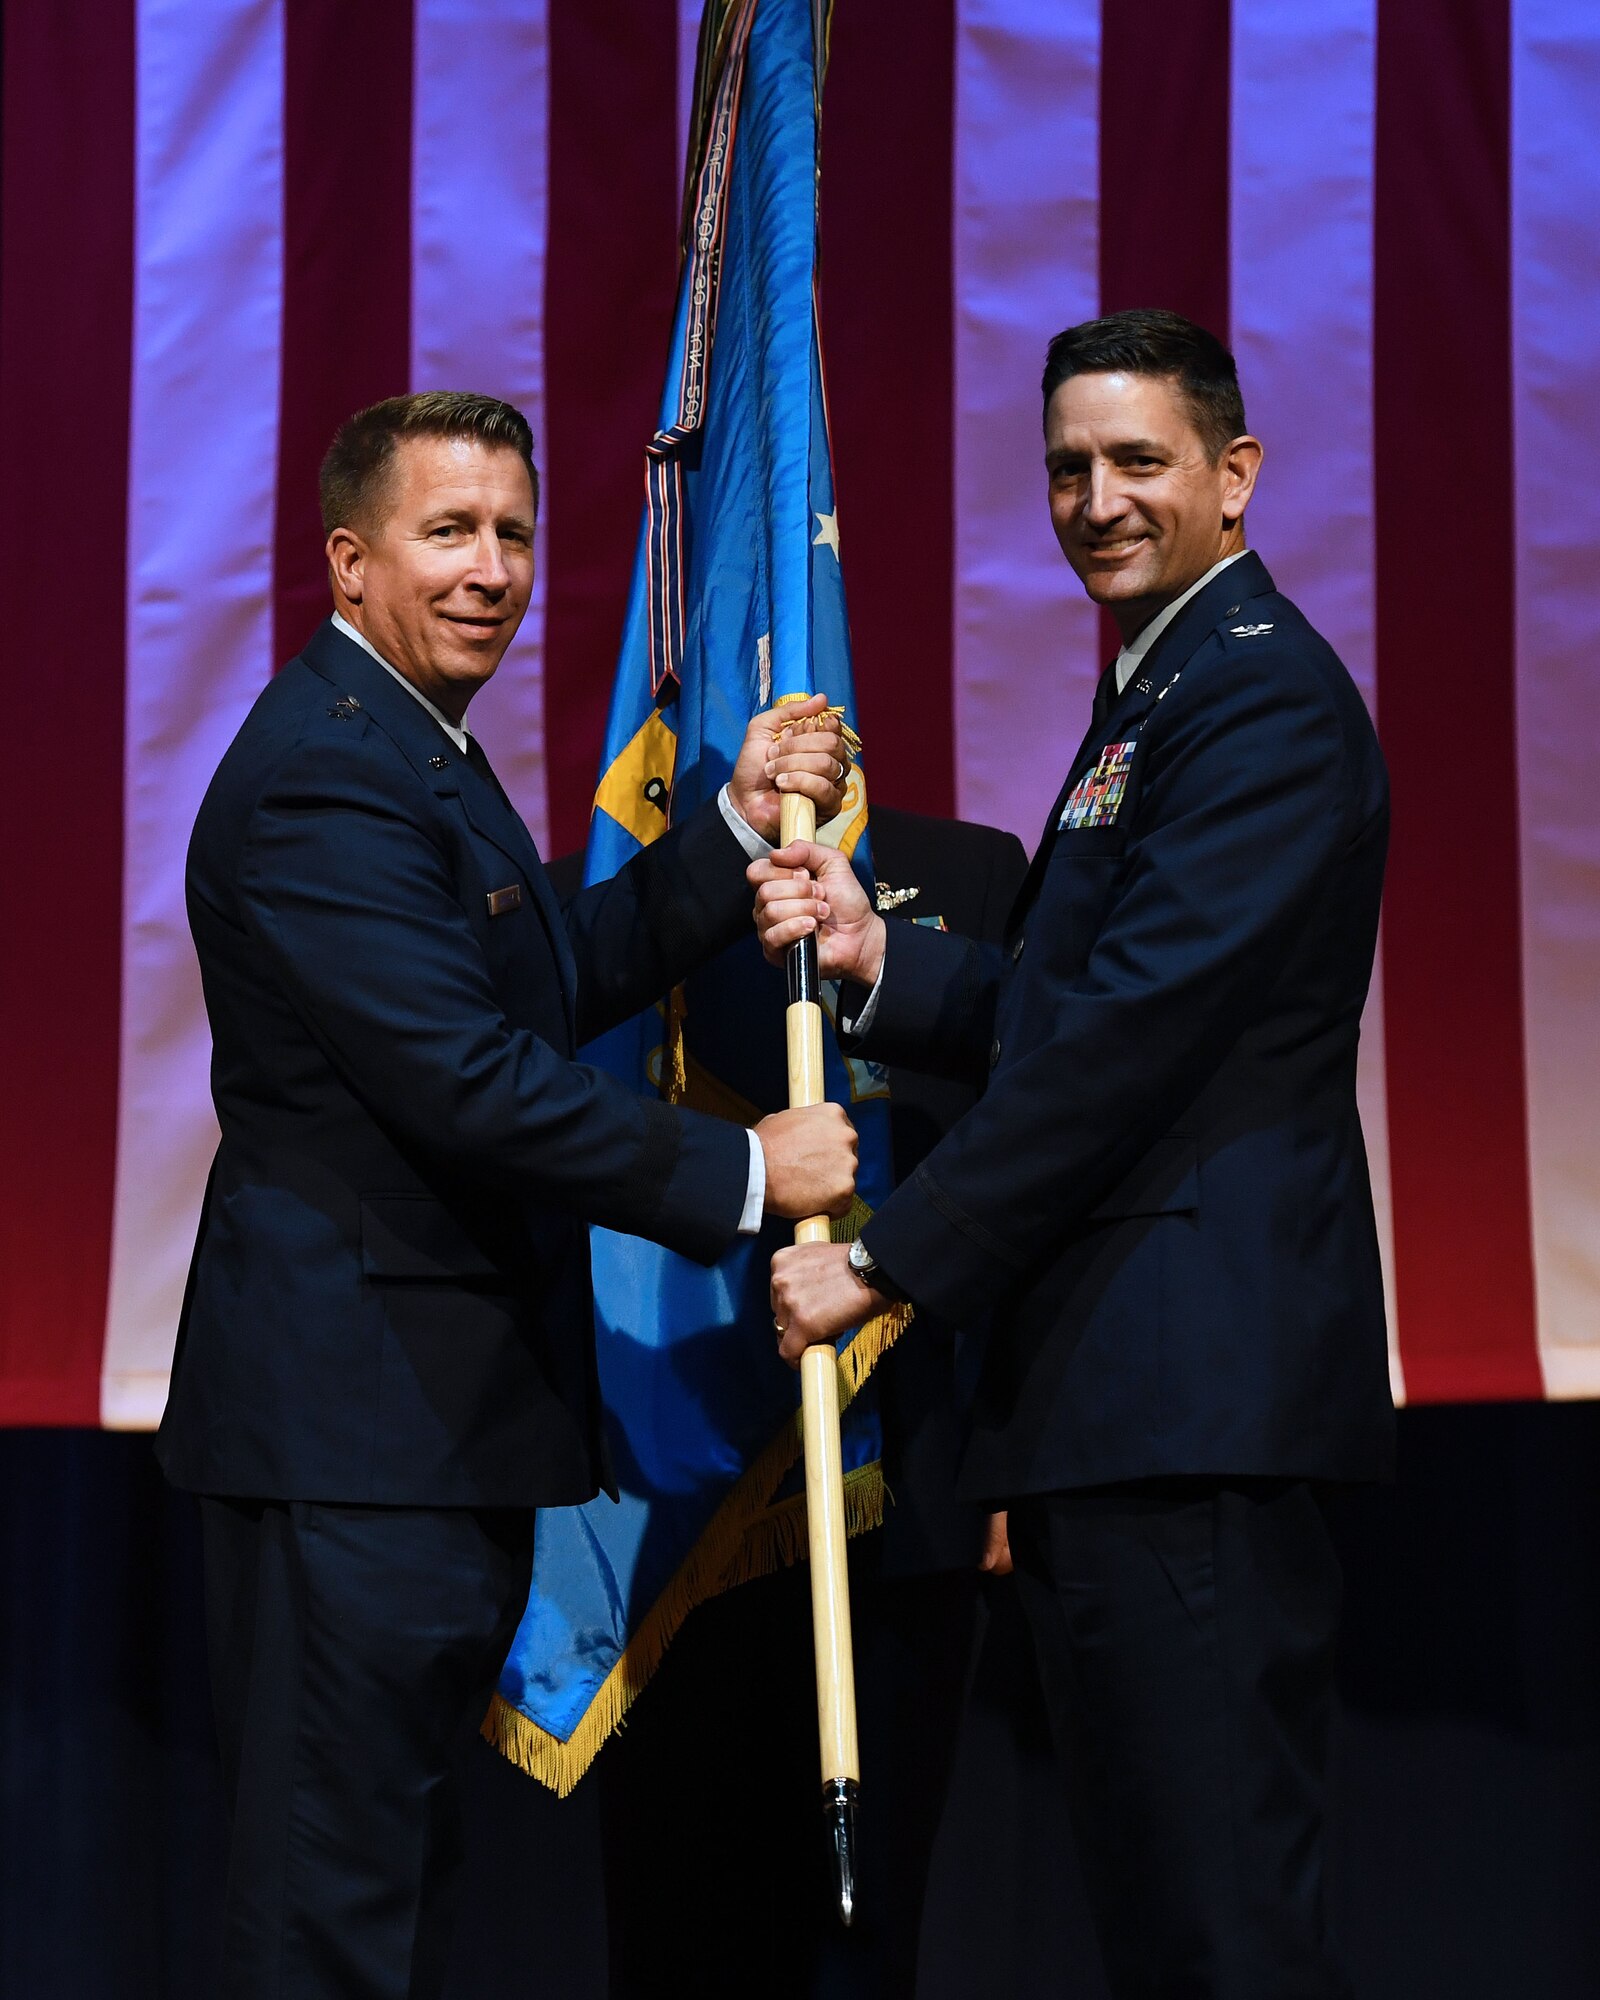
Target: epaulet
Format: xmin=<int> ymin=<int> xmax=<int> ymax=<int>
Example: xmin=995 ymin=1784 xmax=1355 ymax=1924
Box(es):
xmin=302 ymin=688 xmax=397 ymax=760
xmin=283 ymin=687 xmax=391 ymax=773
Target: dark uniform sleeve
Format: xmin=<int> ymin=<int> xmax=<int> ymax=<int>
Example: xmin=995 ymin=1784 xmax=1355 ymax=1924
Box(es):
xmin=561 ymin=797 xmax=757 ymax=1046
xmin=838 ymin=922 xmax=1007 ymax=1089
xmin=238 ymin=739 xmax=749 ymax=1265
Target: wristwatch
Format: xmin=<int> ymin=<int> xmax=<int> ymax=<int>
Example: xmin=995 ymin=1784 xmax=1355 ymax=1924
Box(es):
xmin=847 ymin=1236 xmax=903 ymax=1303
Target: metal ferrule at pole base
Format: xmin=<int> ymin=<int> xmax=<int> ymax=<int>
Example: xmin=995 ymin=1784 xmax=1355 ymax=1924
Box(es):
xmin=786 ymin=929 xmax=821 ymax=1004
xmin=822 ymin=1776 xmax=860 ymax=1927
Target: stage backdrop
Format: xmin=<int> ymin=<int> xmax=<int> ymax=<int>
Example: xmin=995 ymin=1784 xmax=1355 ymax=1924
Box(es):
xmin=1 ymin=0 xmax=1595 ymax=1426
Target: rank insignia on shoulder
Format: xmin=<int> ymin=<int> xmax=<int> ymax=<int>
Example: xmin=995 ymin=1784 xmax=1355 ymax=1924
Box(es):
xmin=1059 ymin=739 xmax=1138 ymax=831
xmin=1229 ymin=622 xmax=1274 ymax=638
xmin=875 ymin=882 xmax=920 ymax=912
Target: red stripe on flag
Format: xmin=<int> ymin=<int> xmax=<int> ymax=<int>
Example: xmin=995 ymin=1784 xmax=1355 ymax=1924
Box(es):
xmin=1097 ymin=0 xmax=1232 ymax=663
xmin=543 ymin=0 xmax=681 ymax=859
xmin=1376 ymin=0 xmax=1541 ymax=1400
xmin=272 ymin=0 xmax=414 ymax=672
xmin=819 ymin=0 xmax=957 ymax=818
xmin=0 ymin=2 xmax=134 ymax=1422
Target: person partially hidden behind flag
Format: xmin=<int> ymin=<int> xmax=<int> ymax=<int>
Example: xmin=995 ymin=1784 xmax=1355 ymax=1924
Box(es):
xmin=156 ymin=390 xmax=859 ymax=2000
xmin=753 ymin=311 xmax=1394 ymax=1999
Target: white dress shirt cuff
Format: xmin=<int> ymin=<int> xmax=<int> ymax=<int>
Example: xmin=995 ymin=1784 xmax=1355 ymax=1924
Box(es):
xmin=739 ymin=1124 xmax=767 ymax=1234
xmin=718 ymin=784 xmax=774 ymax=863
xmin=839 ymin=962 xmax=886 ymax=1039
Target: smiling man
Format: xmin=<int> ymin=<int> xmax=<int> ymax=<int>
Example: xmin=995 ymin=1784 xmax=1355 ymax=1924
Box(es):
xmin=159 ymin=391 xmax=858 ymax=2000
xmin=753 ymin=313 xmax=1393 ymax=1997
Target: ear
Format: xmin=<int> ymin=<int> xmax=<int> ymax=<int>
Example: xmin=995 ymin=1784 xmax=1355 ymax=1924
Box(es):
xmin=326 ymin=525 xmax=366 ymax=605
xmin=1219 ymin=434 xmax=1263 ymax=527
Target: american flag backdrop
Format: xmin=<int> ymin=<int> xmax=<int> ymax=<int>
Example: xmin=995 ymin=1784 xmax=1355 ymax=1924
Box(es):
xmin=2 ymin=0 xmax=1596 ymax=1428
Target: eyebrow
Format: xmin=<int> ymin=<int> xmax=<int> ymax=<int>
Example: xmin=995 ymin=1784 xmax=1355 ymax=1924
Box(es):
xmin=419 ymin=506 xmax=535 ymax=532
xmin=1046 ymin=438 xmax=1167 ymax=468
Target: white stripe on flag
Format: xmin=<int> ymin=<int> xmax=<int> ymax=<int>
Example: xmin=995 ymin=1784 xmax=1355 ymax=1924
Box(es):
xmin=103 ymin=0 xmax=286 ymax=1427
xmin=1229 ymin=0 xmax=1400 ymax=1397
xmin=412 ymin=0 xmax=552 ymax=852
xmin=951 ymin=0 xmax=1102 ymax=848
xmin=1513 ymin=3 xmax=1600 ymax=1397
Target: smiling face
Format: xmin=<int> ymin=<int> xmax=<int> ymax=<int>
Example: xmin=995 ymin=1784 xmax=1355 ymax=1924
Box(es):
xmin=1044 ymin=370 xmax=1261 ymax=642
xmin=326 ymin=434 xmax=536 ymax=719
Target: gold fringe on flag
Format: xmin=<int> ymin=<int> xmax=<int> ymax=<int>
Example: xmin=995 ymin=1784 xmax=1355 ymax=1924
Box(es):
xmin=720 ymin=1458 xmax=887 ymax=1590
xmin=482 ymin=1196 xmax=910 ymax=1796
xmin=661 ymin=984 xmax=691 ymax=1106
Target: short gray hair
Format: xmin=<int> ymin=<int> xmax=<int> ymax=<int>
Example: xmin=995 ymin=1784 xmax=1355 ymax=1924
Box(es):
xmin=319 ymin=390 xmax=538 ymax=532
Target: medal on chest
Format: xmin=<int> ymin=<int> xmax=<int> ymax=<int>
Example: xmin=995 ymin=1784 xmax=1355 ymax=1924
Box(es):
xmin=1058 ymin=738 xmax=1138 ymax=831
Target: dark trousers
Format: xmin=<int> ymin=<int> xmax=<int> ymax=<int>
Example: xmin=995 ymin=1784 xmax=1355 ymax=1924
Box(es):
xmin=199 ymin=1497 xmax=534 ymax=2000
xmin=1008 ymin=1479 xmax=1347 ymax=2000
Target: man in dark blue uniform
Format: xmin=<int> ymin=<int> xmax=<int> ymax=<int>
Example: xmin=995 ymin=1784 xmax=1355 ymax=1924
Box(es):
xmin=756 ymin=312 xmax=1393 ymax=1997
xmin=157 ymin=391 xmax=858 ymax=2000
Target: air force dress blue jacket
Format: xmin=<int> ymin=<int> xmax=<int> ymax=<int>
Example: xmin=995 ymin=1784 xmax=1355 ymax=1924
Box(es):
xmin=157 ymin=621 xmax=753 ymax=1508
xmin=846 ymin=553 xmax=1396 ymax=1496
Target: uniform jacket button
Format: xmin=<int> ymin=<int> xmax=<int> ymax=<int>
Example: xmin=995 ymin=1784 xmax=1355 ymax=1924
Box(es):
xmin=989 ymin=1036 xmax=1002 ymax=1068
xmin=1011 ymin=935 xmax=1025 ymax=963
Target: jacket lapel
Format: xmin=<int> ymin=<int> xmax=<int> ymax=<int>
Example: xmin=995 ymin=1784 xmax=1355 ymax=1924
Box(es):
xmin=453 ymin=763 xmax=579 ymax=1036
xmin=1110 ymin=549 xmax=1276 ymax=715
xmin=1004 ymin=553 xmax=1278 ymax=933
xmin=302 ymin=618 xmax=462 ymax=777
xmin=301 ymin=621 xmax=578 ymax=1036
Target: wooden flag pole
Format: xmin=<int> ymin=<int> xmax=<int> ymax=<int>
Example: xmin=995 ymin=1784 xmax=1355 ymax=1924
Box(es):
xmin=780 ymin=783 xmax=860 ymax=1926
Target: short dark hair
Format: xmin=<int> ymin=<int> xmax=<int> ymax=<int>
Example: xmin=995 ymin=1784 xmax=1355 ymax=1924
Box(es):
xmin=1040 ymin=309 xmax=1247 ymax=462
xmin=319 ymin=390 xmax=539 ymax=534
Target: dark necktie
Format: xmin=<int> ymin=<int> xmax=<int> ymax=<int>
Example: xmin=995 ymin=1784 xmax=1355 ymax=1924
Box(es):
xmin=1090 ymin=657 xmax=1121 ymax=729
xmin=463 ymin=732 xmax=512 ymax=812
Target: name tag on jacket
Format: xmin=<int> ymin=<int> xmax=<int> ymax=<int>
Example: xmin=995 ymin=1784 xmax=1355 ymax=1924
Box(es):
xmin=486 ymin=884 xmax=523 ymax=917
xmin=1059 ymin=740 xmax=1137 ymax=830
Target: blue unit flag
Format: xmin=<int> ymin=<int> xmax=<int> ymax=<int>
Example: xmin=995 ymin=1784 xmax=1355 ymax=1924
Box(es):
xmin=487 ymin=0 xmax=908 ymax=1793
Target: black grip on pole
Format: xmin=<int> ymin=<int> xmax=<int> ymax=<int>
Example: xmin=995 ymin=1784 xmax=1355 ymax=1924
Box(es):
xmin=787 ymin=930 xmax=820 ymax=1005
